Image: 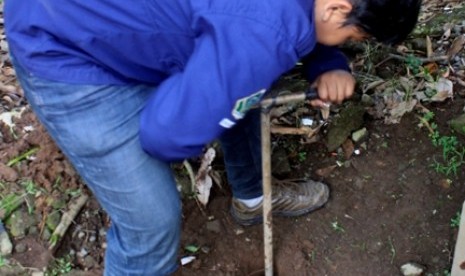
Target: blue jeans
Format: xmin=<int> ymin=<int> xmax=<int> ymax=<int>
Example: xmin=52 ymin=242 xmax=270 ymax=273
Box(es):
xmin=12 ymin=58 xmax=262 ymax=275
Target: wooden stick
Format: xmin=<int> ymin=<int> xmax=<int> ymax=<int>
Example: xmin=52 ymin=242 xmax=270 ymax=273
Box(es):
xmin=261 ymin=108 xmax=273 ymax=276
xmin=49 ymin=193 xmax=89 ymax=250
xmin=388 ymin=54 xmax=449 ymax=64
xmin=451 ymin=201 xmax=465 ymax=275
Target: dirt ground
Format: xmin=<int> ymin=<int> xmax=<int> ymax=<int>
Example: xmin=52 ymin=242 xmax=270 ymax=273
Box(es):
xmin=179 ymin=101 xmax=465 ymax=276
xmin=1 ymin=1 xmax=465 ymax=275
xmin=3 ymin=89 xmax=464 ymax=276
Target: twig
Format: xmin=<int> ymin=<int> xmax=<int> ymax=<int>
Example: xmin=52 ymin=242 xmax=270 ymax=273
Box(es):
xmin=450 ymin=76 xmax=465 ymax=87
xmin=182 ymin=160 xmax=196 ymax=193
xmin=388 ymin=54 xmax=450 ymax=64
xmin=49 ymin=193 xmax=89 ymax=250
xmin=182 ymin=160 xmax=207 ymax=217
xmin=271 ymin=125 xmax=321 ymax=139
xmin=416 ymin=114 xmax=435 ymax=135
xmin=7 ymin=147 xmax=39 ymax=167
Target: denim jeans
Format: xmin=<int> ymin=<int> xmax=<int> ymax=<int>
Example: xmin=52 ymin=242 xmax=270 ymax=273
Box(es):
xmin=12 ymin=57 xmax=262 ymax=275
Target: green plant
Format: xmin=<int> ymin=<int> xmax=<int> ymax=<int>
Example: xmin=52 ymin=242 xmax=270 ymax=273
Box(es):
xmin=0 ymin=193 xmax=23 ymax=218
xmin=6 ymin=147 xmax=39 ymax=167
xmin=331 ymin=220 xmax=345 ymax=233
xmin=419 ymin=112 xmax=465 ymax=177
xmin=451 ymin=211 xmax=461 ymax=228
xmin=46 ymin=256 xmax=73 ymax=276
xmin=298 ymin=151 xmax=307 ymax=162
xmin=0 ymin=255 xmax=6 ymax=267
xmin=405 ymin=54 xmax=422 ymax=75
xmin=20 ymin=179 xmax=41 ymax=197
xmin=388 ymin=236 xmax=396 ymax=264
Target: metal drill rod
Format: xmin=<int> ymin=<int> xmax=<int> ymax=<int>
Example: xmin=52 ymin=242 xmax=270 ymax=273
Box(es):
xmin=260 ymin=88 xmax=319 ymax=276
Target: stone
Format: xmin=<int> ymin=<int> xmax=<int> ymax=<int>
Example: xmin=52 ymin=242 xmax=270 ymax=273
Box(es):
xmin=7 ymin=211 xmax=27 ymax=238
xmin=400 ymin=262 xmax=425 ymax=276
xmin=352 ymin=128 xmax=368 ymax=143
xmin=326 ymin=104 xmax=365 ymax=152
xmin=0 ymin=231 xmax=13 ymax=256
xmin=205 ymin=220 xmax=222 ymax=233
xmin=45 ymin=211 xmax=61 ymax=231
xmin=14 ymin=241 xmax=27 ymax=254
xmin=271 ymin=148 xmax=292 ymax=175
xmin=82 ymin=255 xmax=96 ymax=269
xmin=449 ymin=113 xmax=465 ymax=136
xmin=0 ymin=163 xmax=18 ymax=182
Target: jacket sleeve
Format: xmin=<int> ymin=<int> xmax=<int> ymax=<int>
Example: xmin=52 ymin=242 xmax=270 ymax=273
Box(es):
xmin=140 ymin=16 xmax=298 ymax=161
xmin=301 ymin=43 xmax=350 ymax=83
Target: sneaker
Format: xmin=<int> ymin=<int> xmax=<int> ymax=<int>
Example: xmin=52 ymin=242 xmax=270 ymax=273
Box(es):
xmin=230 ymin=179 xmax=330 ymax=226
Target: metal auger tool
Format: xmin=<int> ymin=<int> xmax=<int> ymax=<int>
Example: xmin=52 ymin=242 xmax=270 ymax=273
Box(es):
xmin=259 ymin=88 xmax=319 ymax=276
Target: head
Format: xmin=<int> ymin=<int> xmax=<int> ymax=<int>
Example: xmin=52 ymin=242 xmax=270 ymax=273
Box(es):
xmin=314 ymin=0 xmax=422 ymax=45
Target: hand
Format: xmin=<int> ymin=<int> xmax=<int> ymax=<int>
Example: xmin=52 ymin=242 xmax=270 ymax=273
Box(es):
xmin=309 ymin=70 xmax=355 ymax=107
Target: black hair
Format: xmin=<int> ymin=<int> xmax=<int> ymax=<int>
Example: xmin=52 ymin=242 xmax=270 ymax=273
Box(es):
xmin=344 ymin=0 xmax=422 ymax=45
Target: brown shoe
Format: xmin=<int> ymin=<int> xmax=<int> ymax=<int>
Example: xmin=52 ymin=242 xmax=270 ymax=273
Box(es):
xmin=230 ymin=179 xmax=329 ymax=226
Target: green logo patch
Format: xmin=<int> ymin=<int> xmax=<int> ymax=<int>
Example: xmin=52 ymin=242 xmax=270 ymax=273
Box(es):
xmin=232 ymin=89 xmax=266 ymax=120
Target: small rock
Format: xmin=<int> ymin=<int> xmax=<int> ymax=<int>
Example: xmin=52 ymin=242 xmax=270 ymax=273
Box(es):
xmin=99 ymin=228 xmax=106 ymax=237
xmin=0 ymin=265 xmax=26 ymax=276
xmin=89 ymin=236 xmax=96 ymax=243
xmin=82 ymin=255 xmax=96 ymax=269
xmin=271 ymin=148 xmax=292 ymax=175
xmin=367 ymin=240 xmax=384 ymax=254
xmin=78 ymin=248 xmax=88 ymax=258
xmin=77 ymin=231 xmax=85 ymax=239
xmin=200 ymin=246 xmax=210 ymax=254
xmin=353 ymin=177 xmax=365 ymax=190
xmin=0 ymin=163 xmax=18 ymax=182
xmin=400 ymin=262 xmax=425 ymax=276
xmin=361 ymin=94 xmax=374 ymax=106
xmin=31 ymin=271 xmax=44 ymax=276
xmin=46 ymin=211 xmax=61 ymax=231
xmin=410 ymin=38 xmax=427 ymax=51
xmin=7 ymin=211 xmax=27 ymax=238
xmin=352 ymin=128 xmax=368 ymax=143
xmin=0 ymin=231 xmax=13 ymax=256
xmin=205 ymin=220 xmax=221 ymax=233
xmin=234 ymin=228 xmax=244 ymax=235
xmin=449 ymin=113 xmax=465 ymax=136
xmin=28 ymin=226 xmax=39 ymax=235
xmin=14 ymin=242 xmax=27 ymax=254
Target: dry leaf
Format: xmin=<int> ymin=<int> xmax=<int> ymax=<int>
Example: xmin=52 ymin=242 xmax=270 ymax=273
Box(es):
xmin=441 ymin=24 xmax=452 ymax=40
xmin=426 ymin=36 xmax=433 ymax=58
xmin=342 ymin=139 xmax=355 ymax=160
xmin=446 ymin=35 xmax=465 ymax=59
xmin=195 ymin=148 xmax=216 ymax=206
xmin=315 ymin=165 xmax=337 ymax=178
xmin=428 ymin=77 xmax=454 ymax=102
xmin=320 ymin=105 xmax=330 ymax=120
xmin=424 ymin=63 xmax=439 ymax=74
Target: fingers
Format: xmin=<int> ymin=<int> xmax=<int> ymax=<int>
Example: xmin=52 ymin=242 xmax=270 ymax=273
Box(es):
xmin=309 ymin=99 xmax=331 ymax=108
xmin=315 ymin=70 xmax=355 ymax=104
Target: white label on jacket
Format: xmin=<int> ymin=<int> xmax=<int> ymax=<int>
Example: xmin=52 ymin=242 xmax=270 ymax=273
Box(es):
xmin=219 ymin=118 xmax=236 ymax=129
xmin=232 ymin=89 xmax=266 ymax=120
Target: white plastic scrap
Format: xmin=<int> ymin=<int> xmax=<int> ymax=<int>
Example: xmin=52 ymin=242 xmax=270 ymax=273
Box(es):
xmin=301 ymin=117 xmax=314 ymax=126
xmin=0 ymin=107 xmax=26 ymax=128
xmin=181 ymin=256 xmax=196 ymax=266
xmin=195 ymin=148 xmax=216 ymax=206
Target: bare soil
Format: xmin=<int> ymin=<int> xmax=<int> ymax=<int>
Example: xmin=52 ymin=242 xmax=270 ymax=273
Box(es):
xmin=1 ymin=1 xmax=465 ymax=275
xmin=2 ymin=96 xmax=464 ymax=276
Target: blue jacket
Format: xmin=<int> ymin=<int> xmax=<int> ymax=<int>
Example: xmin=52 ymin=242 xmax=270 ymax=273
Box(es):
xmin=5 ymin=0 xmax=349 ymax=161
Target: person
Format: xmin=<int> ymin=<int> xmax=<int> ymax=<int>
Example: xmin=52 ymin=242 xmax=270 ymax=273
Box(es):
xmin=4 ymin=0 xmax=421 ymax=274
